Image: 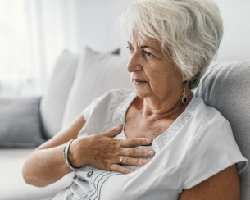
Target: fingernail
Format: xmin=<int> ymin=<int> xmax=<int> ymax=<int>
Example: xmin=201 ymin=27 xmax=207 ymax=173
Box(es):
xmin=146 ymin=139 xmax=151 ymax=143
xmin=148 ymin=151 xmax=154 ymax=156
xmin=130 ymin=169 xmax=134 ymax=173
xmin=143 ymin=159 xmax=148 ymax=164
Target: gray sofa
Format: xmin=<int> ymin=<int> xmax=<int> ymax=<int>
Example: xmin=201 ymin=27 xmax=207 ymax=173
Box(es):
xmin=0 ymin=47 xmax=249 ymax=200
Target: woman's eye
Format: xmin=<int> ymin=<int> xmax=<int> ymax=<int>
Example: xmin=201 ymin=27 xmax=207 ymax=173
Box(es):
xmin=126 ymin=46 xmax=133 ymax=52
xmin=143 ymin=51 xmax=154 ymax=57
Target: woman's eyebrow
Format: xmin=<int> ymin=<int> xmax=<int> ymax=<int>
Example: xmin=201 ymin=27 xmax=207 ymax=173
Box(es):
xmin=140 ymin=45 xmax=161 ymax=54
xmin=127 ymin=41 xmax=161 ymax=54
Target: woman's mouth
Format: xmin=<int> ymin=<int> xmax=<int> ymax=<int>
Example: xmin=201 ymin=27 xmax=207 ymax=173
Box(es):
xmin=133 ymin=79 xmax=147 ymax=85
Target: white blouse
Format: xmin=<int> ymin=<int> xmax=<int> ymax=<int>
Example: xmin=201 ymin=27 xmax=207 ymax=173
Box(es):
xmin=51 ymin=88 xmax=248 ymax=200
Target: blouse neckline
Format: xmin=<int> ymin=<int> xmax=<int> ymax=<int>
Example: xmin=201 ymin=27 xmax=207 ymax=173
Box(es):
xmin=117 ymin=91 xmax=197 ymax=153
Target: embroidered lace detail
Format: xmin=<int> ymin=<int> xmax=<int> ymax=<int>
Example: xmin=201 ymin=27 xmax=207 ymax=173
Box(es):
xmin=154 ymin=113 xmax=192 ymax=152
xmin=72 ymin=169 xmax=119 ymax=200
xmin=71 ymin=182 xmax=80 ymax=191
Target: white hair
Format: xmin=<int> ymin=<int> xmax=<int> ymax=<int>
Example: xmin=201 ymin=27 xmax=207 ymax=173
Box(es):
xmin=119 ymin=0 xmax=224 ymax=89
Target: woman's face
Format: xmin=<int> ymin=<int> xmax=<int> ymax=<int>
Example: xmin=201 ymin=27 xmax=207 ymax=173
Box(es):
xmin=126 ymin=36 xmax=183 ymax=100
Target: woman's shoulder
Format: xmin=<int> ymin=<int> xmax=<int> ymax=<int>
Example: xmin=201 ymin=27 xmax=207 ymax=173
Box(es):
xmin=188 ymin=96 xmax=227 ymax=124
xmin=182 ymin=97 xmax=248 ymax=190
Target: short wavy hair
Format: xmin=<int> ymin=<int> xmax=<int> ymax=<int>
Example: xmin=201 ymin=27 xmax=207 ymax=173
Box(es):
xmin=119 ymin=0 xmax=224 ymax=89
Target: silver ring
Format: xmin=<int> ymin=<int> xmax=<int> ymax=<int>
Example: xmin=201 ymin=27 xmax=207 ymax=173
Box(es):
xmin=120 ymin=156 xmax=123 ymax=164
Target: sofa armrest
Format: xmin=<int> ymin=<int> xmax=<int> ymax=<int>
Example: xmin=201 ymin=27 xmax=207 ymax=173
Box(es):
xmin=0 ymin=97 xmax=46 ymax=148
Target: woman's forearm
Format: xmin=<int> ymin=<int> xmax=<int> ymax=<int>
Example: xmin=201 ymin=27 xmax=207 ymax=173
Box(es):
xmin=22 ymin=143 xmax=73 ymax=187
xmin=22 ymin=114 xmax=86 ymax=187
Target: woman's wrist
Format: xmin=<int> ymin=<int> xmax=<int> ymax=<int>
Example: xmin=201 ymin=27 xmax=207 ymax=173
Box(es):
xmin=63 ymin=139 xmax=80 ymax=170
xmin=68 ymin=139 xmax=79 ymax=167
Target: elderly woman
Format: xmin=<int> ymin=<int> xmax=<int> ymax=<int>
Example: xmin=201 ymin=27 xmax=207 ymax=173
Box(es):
xmin=22 ymin=0 xmax=248 ymax=199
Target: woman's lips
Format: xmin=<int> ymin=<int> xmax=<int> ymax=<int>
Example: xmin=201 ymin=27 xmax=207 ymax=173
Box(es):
xmin=133 ymin=79 xmax=147 ymax=85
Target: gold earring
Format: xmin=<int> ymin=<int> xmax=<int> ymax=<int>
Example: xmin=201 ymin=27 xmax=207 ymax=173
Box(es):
xmin=180 ymin=80 xmax=188 ymax=104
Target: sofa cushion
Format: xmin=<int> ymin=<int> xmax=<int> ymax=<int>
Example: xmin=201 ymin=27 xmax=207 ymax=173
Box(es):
xmin=0 ymin=97 xmax=45 ymax=147
xmin=61 ymin=47 xmax=132 ymax=130
xmin=40 ymin=50 xmax=79 ymax=139
xmin=0 ymin=148 xmax=75 ymax=200
xmin=193 ymin=61 xmax=250 ymax=200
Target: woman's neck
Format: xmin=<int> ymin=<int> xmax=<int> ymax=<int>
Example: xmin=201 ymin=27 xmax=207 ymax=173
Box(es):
xmin=139 ymin=90 xmax=193 ymax=122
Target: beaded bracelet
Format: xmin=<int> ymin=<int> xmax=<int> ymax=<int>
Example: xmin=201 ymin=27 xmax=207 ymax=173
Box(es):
xmin=63 ymin=139 xmax=79 ymax=170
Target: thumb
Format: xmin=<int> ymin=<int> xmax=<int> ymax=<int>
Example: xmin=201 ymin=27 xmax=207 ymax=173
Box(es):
xmin=103 ymin=124 xmax=123 ymax=138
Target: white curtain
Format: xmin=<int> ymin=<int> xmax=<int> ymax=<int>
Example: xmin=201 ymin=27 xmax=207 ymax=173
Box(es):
xmin=0 ymin=0 xmax=80 ymax=97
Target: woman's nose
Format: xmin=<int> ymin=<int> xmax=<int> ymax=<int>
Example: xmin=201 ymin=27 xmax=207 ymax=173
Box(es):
xmin=126 ymin=53 xmax=142 ymax=72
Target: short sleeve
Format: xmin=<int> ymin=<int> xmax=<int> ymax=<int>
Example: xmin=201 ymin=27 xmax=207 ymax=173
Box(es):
xmin=182 ymin=117 xmax=248 ymax=189
xmin=81 ymin=98 xmax=98 ymax=121
xmin=81 ymin=91 xmax=111 ymax=121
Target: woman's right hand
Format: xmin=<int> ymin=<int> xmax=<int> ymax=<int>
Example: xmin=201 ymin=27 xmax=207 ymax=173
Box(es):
xmin=68 ymin=124 xmax=155 ymax=174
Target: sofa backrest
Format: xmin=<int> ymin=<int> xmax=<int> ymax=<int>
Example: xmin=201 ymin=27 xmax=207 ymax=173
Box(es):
xmin=193 ymin=61 xmax=250 ymax=200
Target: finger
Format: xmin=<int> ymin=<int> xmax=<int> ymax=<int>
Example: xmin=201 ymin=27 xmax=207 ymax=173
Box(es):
xmin=108 ymin=164 xmax=134 ymax=175
xmin=102 ymin=124 xmax=123 ymax=138
xmin=120 ymin=156 xmax=149 ymax=166
xmin=119 ymin=138 xmax=152 ymax=148
xmin=120 ymin=147 xmax=155 ymax=157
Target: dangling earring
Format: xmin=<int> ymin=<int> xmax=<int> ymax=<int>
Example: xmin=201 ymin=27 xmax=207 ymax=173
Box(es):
xmin=180 ymin=80 xmax=188 ymax=104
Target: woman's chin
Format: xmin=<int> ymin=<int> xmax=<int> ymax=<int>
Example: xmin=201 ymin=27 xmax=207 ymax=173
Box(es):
xmin=133 ymin=88 xmax=151 ymax=98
